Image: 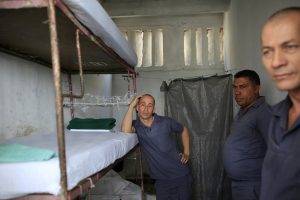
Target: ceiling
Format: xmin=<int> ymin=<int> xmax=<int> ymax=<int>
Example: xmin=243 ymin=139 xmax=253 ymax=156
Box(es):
xmin=99 ymin=0 xmax=231 ymax=17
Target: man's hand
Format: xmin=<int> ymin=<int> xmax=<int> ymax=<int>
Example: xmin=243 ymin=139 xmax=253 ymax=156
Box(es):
xmin=180 ymin=153 xmax=189 ymax=164
xmin=129 ymin=95 xmax=142 ymax=109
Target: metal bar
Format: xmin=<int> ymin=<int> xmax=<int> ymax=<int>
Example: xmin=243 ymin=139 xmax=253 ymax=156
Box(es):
xmin=47 ymin=0 xmax=68 ymax=199
xmin=138 ymin=147 xmax=145 ymax=200
xmin=0 ymin=0 xmax=47 ymax=9
xmin=67 ymin=74 xmax=75 ymax=119
xmin=63 ymin=29 xmax=85 ymax=99
xmin=133 ymin=73 xmax=137 ymax=94
xmin=127 ymin=71 xmax=131 ymax=98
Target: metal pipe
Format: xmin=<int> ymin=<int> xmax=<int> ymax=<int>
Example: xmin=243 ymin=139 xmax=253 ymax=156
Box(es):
xmin=139 ymin=147 xmax=145 ymax=200
xmin=62 ymin=29 xmax=85 ymax=99
xmin=47 ymin=0 xmax=68 ymax=199
xmin=67 ymin=74 xmax=75 ymax=119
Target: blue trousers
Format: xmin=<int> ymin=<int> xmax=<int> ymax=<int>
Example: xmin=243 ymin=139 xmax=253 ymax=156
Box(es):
xmin=231 ymin=180 xmax=260 ymax=200
xmin=154 ymin=174 xmax=192 ymax=200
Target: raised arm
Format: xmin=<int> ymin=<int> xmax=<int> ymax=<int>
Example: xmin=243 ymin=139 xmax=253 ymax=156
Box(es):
xmin=121 ymin=95 xmax=140 ymax=133
xmin=180 ymin=127 xmax=190 ymax=164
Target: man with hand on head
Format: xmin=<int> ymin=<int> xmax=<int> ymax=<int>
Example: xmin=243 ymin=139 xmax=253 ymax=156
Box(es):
xmin=260 ymin=7 xmax=300 ymax=200
xmin=121 ymin=94 xmax=192 ymax=200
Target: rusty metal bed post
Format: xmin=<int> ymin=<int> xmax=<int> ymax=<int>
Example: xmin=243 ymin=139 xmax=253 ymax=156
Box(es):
xmin=63 ymin=29 xmax=85 ymax=99
xmin=138 ymin=147 xmax=145 ymax=200
xmin=47 ymin=0 xmax=68 ymax=199
xmin=67 ymin=74 xmax=75 ymax=119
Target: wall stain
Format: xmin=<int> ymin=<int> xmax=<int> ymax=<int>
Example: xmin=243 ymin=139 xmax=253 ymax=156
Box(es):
xmin=16 ymin=125 xmax=36 ymax=137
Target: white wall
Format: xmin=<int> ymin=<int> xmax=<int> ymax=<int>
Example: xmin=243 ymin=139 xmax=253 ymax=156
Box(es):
xmin=0 ymin=52 xmax=56 ymax=140
xmin=112 ymin=14 xmax=227 ymax=128
xmin=0 ymin=51 xmax=113 ymax=140
xmin=224 ymin=0 xmax=300 ymax=105
xmin=65 ymin=74 xmax=113 ymax=122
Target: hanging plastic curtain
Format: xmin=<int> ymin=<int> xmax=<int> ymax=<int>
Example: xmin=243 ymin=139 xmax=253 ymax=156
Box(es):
xmin=161 ymin=74 xmax=233 ymax=200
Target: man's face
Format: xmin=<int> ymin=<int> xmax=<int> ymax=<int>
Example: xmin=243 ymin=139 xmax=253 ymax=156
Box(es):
xmin=233 ymin=77 xmax=259 ymax=109
xmin=261 ymin=12 xmax=300 ymax=92
xmin=136 ymin=95 xmax=155 ymax=120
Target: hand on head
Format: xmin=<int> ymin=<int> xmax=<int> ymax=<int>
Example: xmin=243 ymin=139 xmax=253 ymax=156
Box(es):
xmin=129 ymin=95 xmax=142 ymax=108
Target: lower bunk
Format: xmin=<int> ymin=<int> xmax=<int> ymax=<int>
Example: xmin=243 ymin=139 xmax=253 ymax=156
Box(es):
xmin=0 ymin=130 xmax=141 ymax=200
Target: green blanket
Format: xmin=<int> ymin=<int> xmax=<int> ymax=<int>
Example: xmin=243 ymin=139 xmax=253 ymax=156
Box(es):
xmin=67 ymin=118 xmax=116 ymax=130
xmin=0 ymin=143 xmax=56 ymax=163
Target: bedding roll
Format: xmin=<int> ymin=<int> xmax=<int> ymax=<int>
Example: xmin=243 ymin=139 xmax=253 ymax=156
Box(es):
xmin=67 ymin=118 xmax=116 ymax=130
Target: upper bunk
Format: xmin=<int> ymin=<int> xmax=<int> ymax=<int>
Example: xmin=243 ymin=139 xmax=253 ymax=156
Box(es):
xmin=0 ymin=0 xmax=137 ymax=74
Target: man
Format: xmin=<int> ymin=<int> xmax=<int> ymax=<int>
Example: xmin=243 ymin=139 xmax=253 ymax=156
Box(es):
xmin=223 ymin=70 xmax=271 ymax=200
xmin=121 ymin=94 xmax=192 ymax=200
xmin=260 ymin=7 xmax=300 ymax=200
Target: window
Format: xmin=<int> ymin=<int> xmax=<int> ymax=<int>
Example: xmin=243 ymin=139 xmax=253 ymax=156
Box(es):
xmin=184 ymin=27 xmax=223 ymax=67
xmin=207 ymin=28 xmax=215 ymax=66
xmin=117 ymin=14 xmax=223 ymax=69
xmin=134 ymin=30 xmax=143 ymax=67
xmin=195 ymin=28 xmax=203 ymax=65
xmin=184 ymin=29 xmax=192 ymax=66
xmin=143 ymin=30 xmax=152 ymax=67
xmin=153 ymin=29 xmax=163 ymax=67
xmin=219 ymin=27 xmax=224 ymax=64
xmin=123 ymin=29 xmax=164 ymax=68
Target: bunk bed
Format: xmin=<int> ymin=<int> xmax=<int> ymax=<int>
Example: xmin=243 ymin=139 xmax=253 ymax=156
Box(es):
xmin=0 ymin=0 xmax=141 ymax=199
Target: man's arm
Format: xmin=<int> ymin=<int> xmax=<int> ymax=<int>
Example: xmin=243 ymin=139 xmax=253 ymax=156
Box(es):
xmin=180 ymin=127 xmax=190 ymax=164
xmin=121 ymin=96 xmax=140 ymax=133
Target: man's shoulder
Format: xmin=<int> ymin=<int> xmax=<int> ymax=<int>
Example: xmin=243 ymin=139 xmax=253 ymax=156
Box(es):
xmin=154 ymin=115 xmax=179 ymax=125
xmin=269 ymin=96 xmax=290 ymax=116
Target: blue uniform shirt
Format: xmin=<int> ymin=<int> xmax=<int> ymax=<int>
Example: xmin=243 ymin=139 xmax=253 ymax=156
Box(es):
xmin=260 ymin=96 xmax=300 ymax=200
xmin=223 ymin=97 xmax=271 ymax=180
xmin=133 ymin=113 xmax=190 ymax=180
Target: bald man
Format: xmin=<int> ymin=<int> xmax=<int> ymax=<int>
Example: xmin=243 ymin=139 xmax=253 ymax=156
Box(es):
xmin=260 ymin=7 xmax=300 ymax=200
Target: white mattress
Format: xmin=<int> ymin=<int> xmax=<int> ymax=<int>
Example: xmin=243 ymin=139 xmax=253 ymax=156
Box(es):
xmin=62 ymin=0 xmax=138 ymax=67
xmin=0 ymin=130 xmax=138 ymax=199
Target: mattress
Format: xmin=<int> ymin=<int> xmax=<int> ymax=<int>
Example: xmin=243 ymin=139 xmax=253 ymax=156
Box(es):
xmin=0 ymin=130 xmax=138 ymax=199
xmin=62 ymin=0 xmax=138 ymax=67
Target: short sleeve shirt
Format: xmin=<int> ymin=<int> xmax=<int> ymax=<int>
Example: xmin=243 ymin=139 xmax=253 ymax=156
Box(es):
xmin=260 ymin=96 xmax=300 ymax=200
xmin=133 ymin=114 xmax=190 ymax=180
xmin=223 ymin=96 xmax=271 ymax=180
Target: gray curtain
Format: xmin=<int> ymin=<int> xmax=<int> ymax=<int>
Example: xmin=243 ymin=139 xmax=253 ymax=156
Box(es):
xmin=161 ymin=74 xmax=233 ymax=200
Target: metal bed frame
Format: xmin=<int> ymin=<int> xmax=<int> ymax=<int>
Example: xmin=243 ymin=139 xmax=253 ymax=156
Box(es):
xmin=0 ymin=1 xmax=142 ymax=199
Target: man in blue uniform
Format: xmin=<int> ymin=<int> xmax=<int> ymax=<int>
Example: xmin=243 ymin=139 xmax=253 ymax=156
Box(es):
xmin=121 ymin=94 xmax=192 ymax=200
xmin=260 ymin=7 xmax=300 ymax=200
xmin=223 ymin=70 xmax=271 ymax=200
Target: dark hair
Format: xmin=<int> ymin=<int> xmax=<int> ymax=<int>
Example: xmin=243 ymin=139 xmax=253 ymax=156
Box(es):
xmin=269 ymin=7 xmax=300 ymax=20
xmin=234 ymin=70 xmax=260 ymax=85
xmin=141 ymin=94 xmax=155 ymax=106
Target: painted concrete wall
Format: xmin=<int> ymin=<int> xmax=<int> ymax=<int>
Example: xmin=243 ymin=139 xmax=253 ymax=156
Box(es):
xmin=0 ymin=51 xmax=112 ymax=140
xmin=111 ymin=14 xmax=226 ymax=129
xmin=0 ymin=52 xmax=56 ymax=140
xmin=224 ymin=0 xmax=300 ymax=105
xmin=64 ymin=74 xmax=113 ymax=124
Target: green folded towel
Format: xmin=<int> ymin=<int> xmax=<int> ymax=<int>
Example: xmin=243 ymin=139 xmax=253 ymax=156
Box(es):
xmin=0 ymin=143 xmax=56 ymax=163
xmin=67 ymin=118 xmax=116 ymax=130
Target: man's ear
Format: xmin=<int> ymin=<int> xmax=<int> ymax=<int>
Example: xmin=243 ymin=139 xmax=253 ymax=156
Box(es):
xmin=255 ymin=85 xmax=260 ymax=94
xmin=135 ymin=105 xmax=139 ymax=113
